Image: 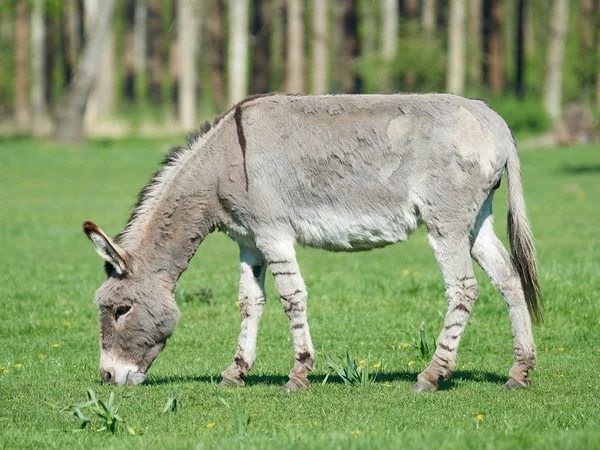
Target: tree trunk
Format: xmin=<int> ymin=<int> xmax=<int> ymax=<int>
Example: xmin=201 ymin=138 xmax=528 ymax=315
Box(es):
xmin=468 ymin=0 xmax=482 ymax=86
xmin=207 ymin=0 xmax=226 ymax=108
xmin=543 ymin=0 xmax=569 ymax=120
xmin=488 ymin=0 xmax=504 ymax=93
xmin=55 ymin=0 xmax=115 ymax=143
xmin=597 ymin=10 xmax=600 ymax=107
xmin=63 ymin=0 xmax=82 ymax=86
xmin=252 ymin=0 xmax=272 ymax=94
xmin=312 ymin=0 xmax=327 ymax=94
xmin=15 ymin=0 xmax=29 ymax=131
xmin=147 ymin=0 xmax=163 ymax=104
xmin=123 ymin=0 xmax=136 ymax=102
xmin=31 ymin=0 xmax=46 ymax=136
xmin=85 ymin=0 xmax=115 ymax=127
xmin=447 ymin=0 xmax=466 ymax=94
xmin=286 ymin=0 xmax=304 ymax=93
xmin=229 ymin=0 xmax=249 ymax=104
xmin=178 ymin=0 xmax=201 ymax=130
xmin=336 ymin=0 xmax=360 ymax=93
xmin=134 ymin=0 xmax=147 ymax=101
xmin=380 ymin=0 xmax=398 ymax=92
xmin=514 ymin=0 xmax=525 ymax=98
xmin=422 ymin=0 xmax=436 ymax=33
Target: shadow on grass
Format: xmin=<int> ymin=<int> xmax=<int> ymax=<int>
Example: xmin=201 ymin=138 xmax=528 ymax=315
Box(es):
xmin=561 ymin=164 xmax=600 ymax=174
xmin=146 ymin=369 xmax=507 ymax=390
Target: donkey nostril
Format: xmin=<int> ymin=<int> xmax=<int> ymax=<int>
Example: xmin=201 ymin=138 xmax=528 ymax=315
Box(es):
xmin=101 ymin=369 xmax=115 ymax=383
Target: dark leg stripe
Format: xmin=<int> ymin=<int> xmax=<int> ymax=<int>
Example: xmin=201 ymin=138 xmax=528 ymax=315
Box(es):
xmin=272 ymin=271 xmax=298 ymax=277
xmin=268 ymin=260 xmax=291 ymax=265
xmin=439 ymin=343 xmax=454 ymax=352
xmin=453 ymin=303 xmax=471 ymax=314
xmin=291 ymin=323 xmax=305 ymax=330
xmin=281 ymin=289 xmax=303 ymax=301
xmin=444 ymin=322 xmax=462 ymax=330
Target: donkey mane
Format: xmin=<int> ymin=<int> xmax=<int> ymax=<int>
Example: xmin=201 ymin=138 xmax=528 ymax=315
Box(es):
xmin=110 ymin=114 xmax=231 ymax=269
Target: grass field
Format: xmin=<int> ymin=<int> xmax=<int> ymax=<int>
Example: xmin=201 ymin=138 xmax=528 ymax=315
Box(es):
xmin=1 ymin=137 xmax=599 ymax=449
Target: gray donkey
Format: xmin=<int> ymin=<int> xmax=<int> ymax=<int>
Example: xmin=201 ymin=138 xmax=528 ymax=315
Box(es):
xmin=83 ymin=93 xmax=542 ymax=392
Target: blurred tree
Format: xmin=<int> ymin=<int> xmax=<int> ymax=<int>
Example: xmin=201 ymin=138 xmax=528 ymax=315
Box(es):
xmin=286 ymin=0 xmax=304 ymax=93
xmin=468 ymin=0 xmax=482 ymax=86
xmin=207 ymin=0 xmax=226 ymax=109
xmin=402 ymin=0 xmax=419 ymax=89
xmin=380 ymin=0 xmax=397 ymax=92
xmin=312 ymin=0 xmax=328 ymax=94
xmin=134 ymin=0 xmax=147 ymax=101
xmin=63 ymin=0 xmax=82 ymax=86
xmin=447 ymin=0 xmax=466 ymax=94
xmin=15 ymin=0 xmax=29 ymax=130
xmin=123 ymin=0 xmax=136 ymax=102
xmin=336 ymin=0 xmax=360 ymax=93
xmin=55 ymin=0 xmax=115 ymax=142
xmin=86 ymin=0 xmax=116 ymax=126
xmin=487 ymin=0 xmax=504 ymax=93
xmin=229 ymin=0 xmax=249 ymax=104
xmin=422 ymin=0 xmax=437 ymax=33
xmin=147 ymin=0 xmax=163 ymax=104
xmin=252 ymin=0 xmax=272 ymax=94
xmin=178 ymin=0 xmax=201 ymax=130
xmin=515 ymin=0 xmax=525 ymax=98
xmin=31 ymin=0 xmax=46 ymax=136
xmin=543 ymin=0 xmax=569 ymax=120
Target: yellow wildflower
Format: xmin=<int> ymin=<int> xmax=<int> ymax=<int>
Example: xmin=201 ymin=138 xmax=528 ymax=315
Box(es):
xmin=64 ymin=321 xmax=71 ymax=327
xmin=384 ymin=381 xmax=391 ymax=386
xmin=51 ymin=344 xmax=60 ymax=348
xmin=408 ymin=361 xmax=415 ymax=366
xmin=413 ymin=271 xmax=420 ymax=276
xmin=559 ymin=347 xmax=564 ymax=352
xmin=2 ymin=369 xmax=8 ymax=374
xmin=351 ymin=430 xmax=360 ymax=436
xmin=543 ymin=346 xmax=549 ymax=351
xmin=358 ymin=360 xmax=365 ymax=367
xmin=476 ymin=414 xmax=484 ymax=422
xmin=402 ymin=269 xmax=410 ymax=276
xmin=15 ymin=364 xmax=24 ymax=368
xmin=235 ymin=301 xmax=240 ymax=307
xmin=207 ymin=422 xmax=216 ymax=428
xmin=23 ymin=356 xmax=28 ymax=359
xmin=401 ymin=344 xmax=409 ymax=349
xmin=37 ymin=354 xmax=46 ymax=359
xmin=468 ymin=362 xmax=475 ymax=366
xmin=373 ymin=363 xmax=380 ymax=369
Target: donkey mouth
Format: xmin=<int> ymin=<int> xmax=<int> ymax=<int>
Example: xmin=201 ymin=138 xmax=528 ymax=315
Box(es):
xmin=124 ymin=370 xmax=147 ymax=386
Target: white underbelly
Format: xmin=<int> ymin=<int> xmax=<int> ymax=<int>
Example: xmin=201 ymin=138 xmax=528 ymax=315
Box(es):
xmin=292 ymin=208 xmax=419 ymax=251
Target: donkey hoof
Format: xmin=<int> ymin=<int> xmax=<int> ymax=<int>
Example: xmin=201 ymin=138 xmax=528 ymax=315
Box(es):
xmin=504 ymin=376 xmax=531 ymax=390
xmin=220 ymin=375 xmax=245 ymax=387
xmin=281 ymin=376 xmax=310 ymax=392
xmin=410 ymin=379 xmax=438 ymax=392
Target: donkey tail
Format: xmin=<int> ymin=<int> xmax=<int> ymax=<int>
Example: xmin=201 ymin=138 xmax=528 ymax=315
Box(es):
xmin=506 ymin=142 xmax=543 ymax=324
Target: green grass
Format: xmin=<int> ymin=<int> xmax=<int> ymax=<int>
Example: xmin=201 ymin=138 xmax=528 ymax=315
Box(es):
xmin=1 ymin=137 xmax=599 ymax=449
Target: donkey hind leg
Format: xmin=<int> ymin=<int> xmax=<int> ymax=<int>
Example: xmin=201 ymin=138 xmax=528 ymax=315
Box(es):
xmin=221 ymin=245 xmax=267 ymax=387
xmin=412 ymin=234 xmax=479 ymax=392
xmin=257 ymin=238 xmax=314 ymax=392
xmin=470 ymin=198 xmax=536 ymax=389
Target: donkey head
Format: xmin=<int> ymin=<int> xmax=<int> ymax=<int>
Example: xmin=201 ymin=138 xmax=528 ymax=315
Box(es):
xmin=83 ymin=221 xmax=180 ymax=386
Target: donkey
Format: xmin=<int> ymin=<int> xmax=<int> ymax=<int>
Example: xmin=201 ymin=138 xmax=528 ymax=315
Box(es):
xmin=83 ymin=93 xmax=542 ymax=392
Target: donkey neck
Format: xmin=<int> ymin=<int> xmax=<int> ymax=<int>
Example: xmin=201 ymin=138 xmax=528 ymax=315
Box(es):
xmin=118 ymin=142 xmax=224 ymax=283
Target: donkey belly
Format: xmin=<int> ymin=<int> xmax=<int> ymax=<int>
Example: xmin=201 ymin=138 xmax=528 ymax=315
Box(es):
xmin=291 ymin=206 xmax=419 ymax=251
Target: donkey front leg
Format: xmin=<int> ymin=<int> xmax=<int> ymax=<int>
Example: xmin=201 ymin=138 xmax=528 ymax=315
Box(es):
xmin=412 ymin=235 xmax=479 ymax=392
xmin=258 ymin=239 xmax=314 ymax=392
xmin=221 ymin=246 xmax=267 ymax=387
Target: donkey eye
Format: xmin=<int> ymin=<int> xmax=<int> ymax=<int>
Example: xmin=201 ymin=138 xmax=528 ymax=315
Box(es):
xmin=115 ymin=306 xmax=131 ymax=321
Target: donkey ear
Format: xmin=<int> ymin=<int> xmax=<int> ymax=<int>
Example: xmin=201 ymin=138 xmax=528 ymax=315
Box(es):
xmin=83 ymin=221 xmax=129 ymax=275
